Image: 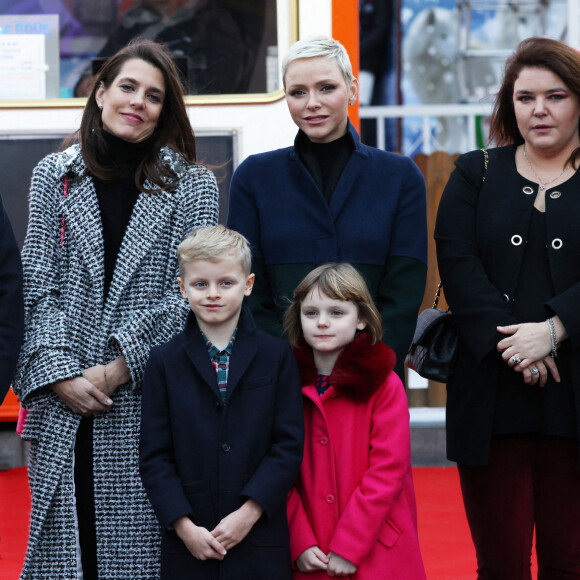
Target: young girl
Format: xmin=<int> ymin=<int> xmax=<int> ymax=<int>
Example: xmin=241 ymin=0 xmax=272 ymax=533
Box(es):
xmin=284 ymin=263 xmax=426 ymax=579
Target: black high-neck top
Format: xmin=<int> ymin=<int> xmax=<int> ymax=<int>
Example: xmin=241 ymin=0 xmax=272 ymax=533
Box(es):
xmin=295 ymin=130 xmax=354 ymax=202
xmin=93 ymin=131 xmax=155 ymax=297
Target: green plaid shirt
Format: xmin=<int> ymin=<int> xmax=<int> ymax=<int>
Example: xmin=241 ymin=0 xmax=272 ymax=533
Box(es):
xmin=202 ymin=329 xmax=237 ymax=402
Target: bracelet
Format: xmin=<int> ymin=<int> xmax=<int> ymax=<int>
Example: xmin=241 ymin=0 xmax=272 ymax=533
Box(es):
xmin=547 ymin=317 xmax=558 ymax=359
xmin=104 ymin=363 xmax=111 ymax=390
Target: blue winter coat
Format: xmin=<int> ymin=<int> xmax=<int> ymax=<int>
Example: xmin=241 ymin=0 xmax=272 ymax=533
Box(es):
xmin=140 ymin=306 xmax=304 ymax=580
xmin=228 ymin=122 xmax=427 ymax=378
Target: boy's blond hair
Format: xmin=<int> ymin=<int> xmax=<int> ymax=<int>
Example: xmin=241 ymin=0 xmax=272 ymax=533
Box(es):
xmin=283 ymin=263 xmax=383 ymax=346
xmin=177 ymin=225 xmax=252 ymax=276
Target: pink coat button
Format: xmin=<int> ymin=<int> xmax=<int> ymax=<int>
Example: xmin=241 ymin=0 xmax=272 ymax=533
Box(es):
xmin=326 ymin=494 xmax=335 ymax=503
xmin=320 ymin=436 xmax=328 ymax=445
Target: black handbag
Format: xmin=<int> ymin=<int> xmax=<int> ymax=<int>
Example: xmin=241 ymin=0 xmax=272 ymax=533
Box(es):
xmin=405 ymin=281 xmax=457 ymax=383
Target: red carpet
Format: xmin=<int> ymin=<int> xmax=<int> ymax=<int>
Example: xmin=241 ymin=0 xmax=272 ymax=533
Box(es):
xmin=0 ymin=466 xmax=538 ymax=579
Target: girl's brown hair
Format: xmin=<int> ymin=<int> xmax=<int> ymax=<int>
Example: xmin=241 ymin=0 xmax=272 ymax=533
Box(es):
xmin=489 ymin=36 xmax=580 ymax=167
xmin=78 ymin=38 xmax=196 ymax=191
xmin=283 ymin=263 xmax=383 ymax=346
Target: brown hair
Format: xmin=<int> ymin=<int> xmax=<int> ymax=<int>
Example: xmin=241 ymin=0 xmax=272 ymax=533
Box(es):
xmin=283 ymin=263 xmax=383 ymax=346
xmin=78 ymin=38 xmax=196 ymax=191
xmin=489 ymin=36 xmax=580 ymax=167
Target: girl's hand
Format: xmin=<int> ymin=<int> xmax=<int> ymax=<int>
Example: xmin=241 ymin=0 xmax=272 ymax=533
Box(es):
xmin=295 ymin=546 xmax=329 ymax=572
xmin=51 ymin=377 xmax=113 ymax=417
xmin=174 ymin=516 xmax=226 ymax=560
xmin=497 ymin=322 xmax=552 ymax=368
xmin=327 ymin=552 xmax=357 ymax=577
xmin=519 ymin=356 xmax=560 ymax=388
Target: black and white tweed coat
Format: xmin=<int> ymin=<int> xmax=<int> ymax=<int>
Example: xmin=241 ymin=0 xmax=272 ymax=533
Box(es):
xmin=13 ymin=144 xmax=219 ymax=579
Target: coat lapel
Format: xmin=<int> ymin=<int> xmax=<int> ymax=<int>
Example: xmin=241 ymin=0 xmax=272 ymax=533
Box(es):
xmin=63 ymin=174 xmax=105 ymax=301
xmin=328 ymin=125 xmax=368 ymax=220
xmin=182 ymin=318 xmax=222 ymax=400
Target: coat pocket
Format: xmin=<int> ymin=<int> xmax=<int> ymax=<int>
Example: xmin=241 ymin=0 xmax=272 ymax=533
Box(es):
xmin=377 ymin=518 xmax=401 ymax=548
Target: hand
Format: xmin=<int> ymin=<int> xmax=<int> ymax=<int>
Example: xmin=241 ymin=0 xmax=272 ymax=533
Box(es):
xmin=518 ymin=356 xmax=560 ymax=388
xmin=295 ymin=546 xmax=329 ymax=572
xmin=211 ymin=499 xmax=263 ymax=551
xmin=497 ymin=322 xmax=552 ymax=368
xmin=327 ymin=552 xmax=357 ymax=577
xmin=51 ymin=376 xmax=113 ymax=417
xmin=173 ymin=516 xmax=226 ymax=560
xmin=82 ymin=357 xmax=130 ymax=397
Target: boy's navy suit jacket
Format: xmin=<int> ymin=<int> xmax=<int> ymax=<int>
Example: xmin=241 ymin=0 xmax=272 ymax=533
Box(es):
xmin=140 ymin=305 xmax=304 ymax=579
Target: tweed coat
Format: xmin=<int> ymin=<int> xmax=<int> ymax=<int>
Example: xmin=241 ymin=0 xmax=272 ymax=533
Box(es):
xmin=287 ymin=333 xmax=426 ymax=579
xmin=435 ymin=146 xmax=580 ymax=465
xmin=13 ymin=144 xmax=219 ymax=579
xmin=0 ymin=193 xmax=24 ymax=403
xmin=227 ymin=122 xmax=427 ymax=379
xmin=140 ymin=306 xmax=304 ymax=579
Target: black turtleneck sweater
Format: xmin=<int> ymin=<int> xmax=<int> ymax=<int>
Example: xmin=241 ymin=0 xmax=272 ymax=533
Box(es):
xmin=295 ymin=130 xmax=354 ymax=202
xmin=93 ymin=131 xmax=155 ymax=296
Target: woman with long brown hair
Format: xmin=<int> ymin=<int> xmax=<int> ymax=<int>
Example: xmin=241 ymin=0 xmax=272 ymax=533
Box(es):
xmin=14 ymin=39 xmax=218 ymax=579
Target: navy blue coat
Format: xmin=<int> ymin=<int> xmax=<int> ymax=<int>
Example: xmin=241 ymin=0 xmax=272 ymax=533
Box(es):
xmin=0 ymin=194 xmax=23 ymax=403
xmin=140 ymin=306 xmax=304 ymax=580
xmin=228 ymin=122 xmax=427 ymax=378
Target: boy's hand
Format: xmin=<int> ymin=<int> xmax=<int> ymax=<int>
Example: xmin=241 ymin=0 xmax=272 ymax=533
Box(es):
xmin=174 ymin=516 xmax=227 ymax=560
xmin=327 ymin=552 xmax=357 ymax=577
xmin=296 ymin=546 xmax=329 ymax=572
xmin=211 ymin=499 xmax=264 ymax=551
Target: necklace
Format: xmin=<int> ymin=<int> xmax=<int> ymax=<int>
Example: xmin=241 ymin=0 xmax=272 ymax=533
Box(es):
xmin=523 ymin=144 xmax=570 ymax=190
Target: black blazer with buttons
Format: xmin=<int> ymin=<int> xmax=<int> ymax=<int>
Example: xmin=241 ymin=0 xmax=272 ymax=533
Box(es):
xmin=435 ymin=145 xmax=580 ymax=466
xmin=140 ymin=305 xmax=304 ymax=580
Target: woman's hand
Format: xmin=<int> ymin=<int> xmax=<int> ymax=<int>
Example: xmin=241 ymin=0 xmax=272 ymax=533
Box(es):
xmin=295 ymin=546 xmax=329 ymax=572
xmin=520 ymin=356 xmax=561 ymax=387
xmin=327 ymin=552 xmax=357 ymax=577
xmin=51 ymin=377 xmax=113 ymax=417
xmin=497 ymin=322 xmax=552 ymax=367
xmin=82 ymin=356 xmax=130 ymax=397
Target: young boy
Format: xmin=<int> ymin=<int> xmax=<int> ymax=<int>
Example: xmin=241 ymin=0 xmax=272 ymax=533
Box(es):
xmin=140 ymin=225 xmax=304 ymax=580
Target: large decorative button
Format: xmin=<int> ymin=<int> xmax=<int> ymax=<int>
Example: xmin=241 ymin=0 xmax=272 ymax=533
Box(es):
xmin=522 ymin=186 xmax=534 ymax=195
xmin=550 ymin=191 xmax=561 ymax=199
xmin=552 ymin=238 xmax=563 ymax=250
xmin=221 ymin=443 xmax=231 ymax=452
xmin=319 ymin=436 xmax=328 ymax=446
xmin=325 ymin=494 xmax=335 ymax=504
xmin=511 ymin=235 xmax=523 ymax=246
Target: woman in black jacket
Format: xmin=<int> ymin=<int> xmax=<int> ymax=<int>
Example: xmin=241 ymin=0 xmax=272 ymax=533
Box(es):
xmin=435 ymin=37 xmax=580 ymax=578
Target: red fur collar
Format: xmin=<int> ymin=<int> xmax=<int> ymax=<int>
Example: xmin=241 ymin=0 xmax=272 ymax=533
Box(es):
xmin=293 ymin=332 xmax=397 ymax=401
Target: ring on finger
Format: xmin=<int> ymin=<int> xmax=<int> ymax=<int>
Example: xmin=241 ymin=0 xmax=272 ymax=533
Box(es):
xmin=530 ymin=367 xmax=539 ymax=375
xmin=510 ymin=355 xmax=522 ymax=365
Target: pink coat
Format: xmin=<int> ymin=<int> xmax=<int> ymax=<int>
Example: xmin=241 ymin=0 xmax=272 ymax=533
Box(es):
xmin=287 ymin=333 xmax=426 ymax=579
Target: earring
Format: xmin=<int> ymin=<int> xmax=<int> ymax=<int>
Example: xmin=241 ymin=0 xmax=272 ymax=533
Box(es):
xmin=97 ymin=102 xmax=103 ymax=109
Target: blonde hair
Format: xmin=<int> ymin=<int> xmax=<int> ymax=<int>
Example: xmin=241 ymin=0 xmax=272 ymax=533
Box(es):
xmin=177 ymin=225 xmax=252 ymax=276
xmin=283 ymin=263 xmax=383 ymax=346
xmin=282 ymin=35 xmax=355 ymax=88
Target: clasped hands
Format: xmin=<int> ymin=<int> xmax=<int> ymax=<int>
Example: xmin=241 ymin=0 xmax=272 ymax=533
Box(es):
xmin=496 ymin=321 xmax=563 ymax=387
xmin=51 ymin=356 xmax=130 ymax=416
xmin=296 ymin=546 xmax=358 ymax=577
xmin=173 ymin=499 xmax=263 ymax=561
